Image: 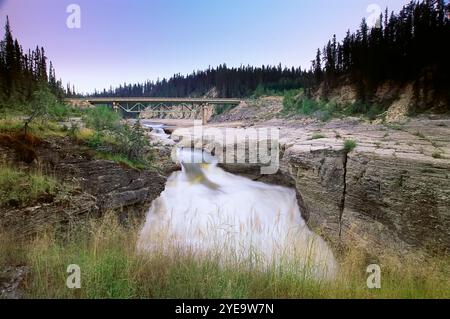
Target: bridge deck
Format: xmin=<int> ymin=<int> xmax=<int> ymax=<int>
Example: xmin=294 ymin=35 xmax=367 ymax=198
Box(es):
xmin=66 ymin=97 xmax=241 ymax=104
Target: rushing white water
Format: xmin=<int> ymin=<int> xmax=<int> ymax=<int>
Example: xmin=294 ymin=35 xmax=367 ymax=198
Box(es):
xmin=137 ymin=148 xmax=337 ymax=280
xmin=142 ymin=122 xmax=174 ymax=145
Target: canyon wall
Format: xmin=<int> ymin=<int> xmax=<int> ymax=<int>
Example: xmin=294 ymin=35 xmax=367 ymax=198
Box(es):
xmin=173 ymin=116 xmax=450 ymax=255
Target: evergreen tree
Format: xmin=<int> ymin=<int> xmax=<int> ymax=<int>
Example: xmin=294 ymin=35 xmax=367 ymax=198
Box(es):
xmin=0 ymin=16 xmax=65 ymax=109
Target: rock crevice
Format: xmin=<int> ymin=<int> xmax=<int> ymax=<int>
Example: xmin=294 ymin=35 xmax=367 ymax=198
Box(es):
xmin=339 ymin=152 xmax=348 ymax=237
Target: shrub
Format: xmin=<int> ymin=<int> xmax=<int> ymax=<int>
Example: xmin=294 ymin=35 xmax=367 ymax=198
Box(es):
xmin=81 ymin=120 xmax=152 ymax=168
xmin=84 ymin=106 xmax=121 ymax=131
xmin=23 ymin=87 xmax=58 ymax=134
xmin=344 ymin=101 xmax=385 ymax=120
xmin=343 ymin=139 xmax=357 ymax=153
xmin=282 ymin=90 xmax=299 ymax=112
xmin=283 ymin=92 xmax=342 ymax=122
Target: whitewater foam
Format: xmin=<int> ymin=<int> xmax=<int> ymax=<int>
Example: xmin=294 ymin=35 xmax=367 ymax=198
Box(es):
xmin=137 ymin=148 xmax=337 ymax=280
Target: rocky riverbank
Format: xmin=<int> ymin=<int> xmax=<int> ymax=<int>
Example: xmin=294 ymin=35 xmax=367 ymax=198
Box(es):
xmin=172 ymin=98 xmax=450 ymax=256
xmin=0 ymin=135 xmax=167 ymax=236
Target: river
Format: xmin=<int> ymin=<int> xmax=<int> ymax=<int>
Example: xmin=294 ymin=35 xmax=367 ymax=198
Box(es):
xmin=137 ymin=123 xmax=337 ymax=280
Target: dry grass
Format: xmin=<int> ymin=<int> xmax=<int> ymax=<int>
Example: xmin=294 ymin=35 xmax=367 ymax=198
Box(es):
xmin=74 ymin=127 xmax=95 ymax=142
xmin=0 ymin=166 xmax=62 ymax=208
xmin=0 ymin=214 xmax=448 ymax=299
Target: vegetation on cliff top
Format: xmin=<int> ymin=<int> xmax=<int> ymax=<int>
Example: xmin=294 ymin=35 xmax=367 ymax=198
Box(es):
xmin=0 ymin=166 xmax=70 ymax=209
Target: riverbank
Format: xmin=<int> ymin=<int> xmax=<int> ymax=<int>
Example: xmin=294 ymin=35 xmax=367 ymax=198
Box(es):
xmin=1 ymin=97 xmax=449 ymax=298
xmin=170 ymin=97 xmax=450 ymax=256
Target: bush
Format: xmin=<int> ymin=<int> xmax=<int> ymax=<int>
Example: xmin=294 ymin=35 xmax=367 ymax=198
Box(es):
xmin=282 ymin=89 xmax=304 ymax=112
xmin=344 ymin=101 xmax=385 ymax=120
xmin=343 ymin=139 xmax=357 ymax=153
xmin=283 ymin=91 xmax=340 ymax=122
xmin=84 ymin=106 xmax=121 ymax=131
xmin=283 ymin=91 xmax=387 ymax=121
xmin=81 ymin=119 xmax=152 ymax=168
xmin=111 ymin=121 xmax=149 ymax=162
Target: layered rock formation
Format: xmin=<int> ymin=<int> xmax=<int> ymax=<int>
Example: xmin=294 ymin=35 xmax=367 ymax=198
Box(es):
xmin=173 ymin=115 xmax=450 ymax=255
xmin=141 ymin=104 xmax=216 ymax=122
xmin=0 ymin=136 xmax=166 ymax=235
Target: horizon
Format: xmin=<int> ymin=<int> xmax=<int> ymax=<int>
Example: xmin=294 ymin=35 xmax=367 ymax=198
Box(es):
xmin=1 ymin=0 xmax=411 ymax=94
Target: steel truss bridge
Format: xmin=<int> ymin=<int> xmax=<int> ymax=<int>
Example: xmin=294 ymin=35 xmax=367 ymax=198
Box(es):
xmin=65 ymin=97 xmax=241 ymax=124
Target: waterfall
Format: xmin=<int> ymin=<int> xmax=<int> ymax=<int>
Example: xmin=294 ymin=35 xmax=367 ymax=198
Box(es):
xmin=137 ymin=148 xmax=337 ymax=280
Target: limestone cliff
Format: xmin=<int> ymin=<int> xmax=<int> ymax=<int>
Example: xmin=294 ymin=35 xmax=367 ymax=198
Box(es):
xmin=173 ymin=115 xmax=450 ymax=255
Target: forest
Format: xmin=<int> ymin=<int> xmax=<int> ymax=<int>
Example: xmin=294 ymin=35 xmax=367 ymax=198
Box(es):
xmin=313 ymin=0 xmax=449 ymax=109
xmin=90 ymin=64 xmax=313 ymax=99
xmin=0 ymin=17 xmax=66 ymax=109
xmin=91 ymin=0 xmax=449 ymax=111
xmin=1 ymin=0 xmax=449 ymax=111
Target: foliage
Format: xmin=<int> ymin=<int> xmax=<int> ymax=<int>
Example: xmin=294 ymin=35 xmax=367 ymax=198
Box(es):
xmin=0 ymin=17 xmax=66 ymax=111
xmin=312 ymin=1 xmax=449 ymax=106
xmin=80 ymin=106 xmax=151 ymax=168
xmin=283 ymin=92 xmax=340 ymax=121
xmin=21 ymin=87 xmax=74 ymax=133
xmin=0 ymin=166 xmax=63 ymax=208
xmin=283 ymin=89 xmax=386 ymax=121
xmin=91 ymin=64 xmax=312 ymax=98
xmin=83 ymin=106 xmax=121 ymax=131
xmin=214 ymin=104 xmax=235 ymax=116
xmin=310 ymin=133 xmax=326 ymax=140
xmin=343 ymin=139 xmax=357 ymax=153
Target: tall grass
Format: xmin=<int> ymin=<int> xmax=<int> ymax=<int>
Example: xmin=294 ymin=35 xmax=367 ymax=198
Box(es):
xmin=1 ymin=214 xmax=448 ymax=299
xmin=0 ymin=166 xmax=62 ymax=208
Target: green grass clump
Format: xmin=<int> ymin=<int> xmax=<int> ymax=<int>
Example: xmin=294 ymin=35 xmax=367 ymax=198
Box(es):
xmin=95 ymin=152 xmax=148 ymax=170
xmin=343 ymin=139 xmax=357 ymax=153
xmin=0 ymin=118 xmax=23 ymax=132
xmin=0 ymin=166 xmax=62 ymax=208
xmin=0 ymin=116 xmax=70 ymax=139
xmin=432 ymin=151 xmax=442 ymax=159
xmin=310 ymin=133 xmax=326 ymax=140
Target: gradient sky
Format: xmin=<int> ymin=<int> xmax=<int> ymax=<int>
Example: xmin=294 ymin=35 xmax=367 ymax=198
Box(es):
xmin=0 ymin=0 xmax=411 ymax=93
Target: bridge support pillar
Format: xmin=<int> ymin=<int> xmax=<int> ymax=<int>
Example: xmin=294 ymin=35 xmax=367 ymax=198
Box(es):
xmin=201 ymin=104 xmax=207 ymax=125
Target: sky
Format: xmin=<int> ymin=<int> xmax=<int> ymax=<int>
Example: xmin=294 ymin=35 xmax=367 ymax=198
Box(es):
xmin=0 ymin=0 xmax=411 ymax=94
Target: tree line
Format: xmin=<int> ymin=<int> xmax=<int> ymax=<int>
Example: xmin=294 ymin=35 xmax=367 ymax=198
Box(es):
xmin=313 ymin=0 xmax=449 ymax=108
xmin=93 ymin=0 xmax=449 ymax=110
xmin=1 ymin=0 xmax=448 ymax=111
xmin=91 ymin=64 xmax=313 ymax=98
xmin=0 ymin=16 xmax=66 ymax=109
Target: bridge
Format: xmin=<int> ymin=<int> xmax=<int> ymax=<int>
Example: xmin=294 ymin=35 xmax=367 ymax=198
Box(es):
xmin=65 ymin=97 xmax=242 ymax=124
